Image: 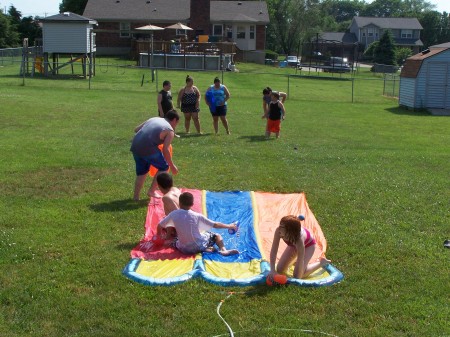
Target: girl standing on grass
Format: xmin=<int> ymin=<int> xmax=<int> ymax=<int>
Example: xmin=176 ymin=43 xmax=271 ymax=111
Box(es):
xmin=269 ymin=215 xmax=330 ymax=279
xmin=262 ymin=91 xmax=286 ymax=139
xmin=177 ymin=75 xmax=202 ymax=134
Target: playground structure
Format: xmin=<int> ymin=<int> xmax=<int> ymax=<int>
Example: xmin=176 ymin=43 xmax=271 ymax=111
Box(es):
xmin=20 ymin=38 xmax=95 ymax=78
xmin=21 ymin=12 xmax=97 ymax=78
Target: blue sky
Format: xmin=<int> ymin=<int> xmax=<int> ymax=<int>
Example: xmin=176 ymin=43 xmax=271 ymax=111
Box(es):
xmin=2 ymin=0 xmax=449 ymax=17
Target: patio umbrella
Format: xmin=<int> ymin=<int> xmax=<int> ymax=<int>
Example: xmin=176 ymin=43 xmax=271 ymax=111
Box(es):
xmin=136 ymin=24 xmax=164 ymax=69
xmin=164 ymin=22 xmax=193 ymax=31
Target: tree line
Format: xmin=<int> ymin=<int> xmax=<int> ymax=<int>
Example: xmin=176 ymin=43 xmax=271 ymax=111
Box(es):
xmin=1 ymin=0 xmax=449 ymax=59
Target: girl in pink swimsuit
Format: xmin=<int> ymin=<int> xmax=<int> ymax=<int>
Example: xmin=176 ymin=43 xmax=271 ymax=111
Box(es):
xmin=269 ymin=215 xmax=331 ymax=279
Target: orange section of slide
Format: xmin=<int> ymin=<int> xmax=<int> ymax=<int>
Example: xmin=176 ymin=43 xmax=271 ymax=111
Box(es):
xmin=254 ymin=192 xmax=326 ymax=264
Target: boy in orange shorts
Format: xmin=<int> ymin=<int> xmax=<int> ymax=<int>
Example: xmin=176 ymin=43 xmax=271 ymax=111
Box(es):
xmin=262 ymin=91 xmax=286 ymax=139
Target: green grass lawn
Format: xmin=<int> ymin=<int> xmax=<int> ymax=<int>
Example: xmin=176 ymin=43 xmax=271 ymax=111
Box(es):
xmin=0 ymin=60 xmax=449 ymax=337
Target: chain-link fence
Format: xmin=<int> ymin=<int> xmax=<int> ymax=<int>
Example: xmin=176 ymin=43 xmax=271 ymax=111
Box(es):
xmin=0 ymin=55 xmax=400 ymax=104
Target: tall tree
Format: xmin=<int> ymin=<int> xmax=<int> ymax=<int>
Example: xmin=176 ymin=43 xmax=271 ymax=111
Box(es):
xmin=320 ymin=0 xmax=364 ymax=23
xmin=373 ymin=30 xmax=396 ymax=65
xmin=361 ymin=0 xmax=404 ymax=17
xmin=267 ymin=0 xmax=322 ymax=55
xmin=419 ymin=11 xmax=442 ymax=47
xmin=59 ymin=0 xmax=89 ymax=14
xmin=0 ymin=11 xmax=20 ymax=48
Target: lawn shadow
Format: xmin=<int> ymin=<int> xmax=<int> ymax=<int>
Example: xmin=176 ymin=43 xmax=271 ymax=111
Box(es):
xmin=385 ymin=106 xmax=436 ymax=116
xmin=238 ymin=135 xmax=271 ymax=142
xmin=90 ymin=198 xmax=148 ymax=212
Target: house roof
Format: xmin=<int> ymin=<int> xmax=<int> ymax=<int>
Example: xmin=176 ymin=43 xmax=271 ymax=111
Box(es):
xmin=40 ymin=12 xmax=97 ymax=24
xmin=210 ymin=1 xmax=269 ymax=23
xmin=83 ymin=0 xmax=190 ymax=22
xmin=353 ymin=17 xmax=423 ymax=30
xmin=320 ymin=32 xmax=358 ymax=44
xmin=394 ymin=37 xmax=423 ymax=46
xmin=400 ymin=47 xmax=448 ymax=78
xmin=83 ymin=0 xmax=269 ymax=24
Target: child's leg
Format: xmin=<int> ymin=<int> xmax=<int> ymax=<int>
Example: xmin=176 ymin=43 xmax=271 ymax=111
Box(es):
xmin=214 ymin=234 xmax=239 ymax=256
xmin=276 ymin=246 xmax=297 ymax=274
xmin=275 ymin=132 xmax=280 ymax=138
xmin=301 ymin=245 xmax=331 ymax=278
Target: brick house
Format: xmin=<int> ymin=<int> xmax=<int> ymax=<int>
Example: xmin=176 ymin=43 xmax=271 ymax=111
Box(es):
xmin=83 ymin=0 xmax=269 ymax=55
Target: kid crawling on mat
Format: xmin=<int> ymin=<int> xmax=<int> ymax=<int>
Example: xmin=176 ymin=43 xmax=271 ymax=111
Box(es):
xmin=269 ymin=215 xmax=330 ymax=279
xmin=156 ymin=192 xmax=239 ymax=256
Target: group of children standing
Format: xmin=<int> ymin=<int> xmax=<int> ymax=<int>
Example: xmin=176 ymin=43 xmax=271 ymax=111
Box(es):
xmin=158 ymin=77 xmax=288 ymax=139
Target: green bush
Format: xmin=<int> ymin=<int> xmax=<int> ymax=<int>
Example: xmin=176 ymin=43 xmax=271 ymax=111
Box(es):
xmin=265 ymin=49 xmax=279 ymax=60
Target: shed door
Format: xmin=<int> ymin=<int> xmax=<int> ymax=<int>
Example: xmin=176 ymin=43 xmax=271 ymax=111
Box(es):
xmin=426 ymin=62 xmax=448 ymax=108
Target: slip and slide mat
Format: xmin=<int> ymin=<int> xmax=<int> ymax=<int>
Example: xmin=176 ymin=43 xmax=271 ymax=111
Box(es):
xmin=123 ymin=190 xmax=343 ymax=287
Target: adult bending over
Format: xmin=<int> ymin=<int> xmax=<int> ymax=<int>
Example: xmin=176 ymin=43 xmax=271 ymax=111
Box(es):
xmin=131 ymin=110 xmax=179 ymax=200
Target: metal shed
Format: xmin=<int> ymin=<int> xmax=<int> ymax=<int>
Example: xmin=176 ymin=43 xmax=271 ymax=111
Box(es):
xmin=399 ymin=42 xmax=450 ymax=111
xmin=39 ymin=12 xmax=97 ymax=77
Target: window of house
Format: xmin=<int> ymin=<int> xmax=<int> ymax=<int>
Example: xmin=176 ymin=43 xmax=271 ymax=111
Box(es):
xmin=226 ymin=25 xmax=233 ymax=39
xmin=237 ymin=26 xmax=245 ymax=39
xmin=401 ymin=29 xmax=413 ymax=38
xmin=176 ymin=29 xmax=187 ymax=36
xmin=213 ymin=24 xmax=223 ymax=36
xmin=367 ymin=28 xmax=374 ymax=37
xmin=250 ymin=26 xmax=255 ymax=39
xmin=120 ymin=22 xmax=130 ymax=38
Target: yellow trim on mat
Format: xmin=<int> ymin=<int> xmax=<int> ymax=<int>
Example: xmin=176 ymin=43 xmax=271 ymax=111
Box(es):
xmin=136 ymin=259 xmax=195 ymax=278
xmin=251 ymin=191 xmax=266 ymax=260
xmin=202 ymin=190 xmax=207 ymax=216
xmin=204 ymin=259 xmax=262 ymax=279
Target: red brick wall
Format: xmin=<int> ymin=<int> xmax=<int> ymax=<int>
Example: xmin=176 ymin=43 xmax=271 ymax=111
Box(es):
xmin=190 ymin=0 xmax=211 ymax=35
xmin=256 ymin=25 xmax=266 ymax=50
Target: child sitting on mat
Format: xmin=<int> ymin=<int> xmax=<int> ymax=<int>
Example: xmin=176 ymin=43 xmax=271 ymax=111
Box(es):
xmin=269 ymin=215 xmax=330 ymax=279
xmin=157 ymin=192 xmax=239 ymax=256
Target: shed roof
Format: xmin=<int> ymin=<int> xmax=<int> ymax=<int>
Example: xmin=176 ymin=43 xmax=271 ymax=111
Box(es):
xmin=353 ymin=17 xmax=423 ymax=30
xmin=400 ymin=47 xmax=448 ymax=78
xmin=40 ymin=12 xmax=97 ymax=24
xmin=210 ymin=1 xmax=269 ymax=23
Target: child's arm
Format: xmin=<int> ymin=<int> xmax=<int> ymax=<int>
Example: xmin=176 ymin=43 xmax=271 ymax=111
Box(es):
xmin=176 ymin=88 xmax=183 ymax=108
xmin=269 ymin=228 xmax=281 ymax=273
xmin=213 ymin=222 xmax=237 ymax=231
xmin=279 ymin=91 xmax=287 ymax=103
xmin=278 ymin=101 xmax=286 ymax=120
xmin=157 ymin=93 xmax=164 ymax=117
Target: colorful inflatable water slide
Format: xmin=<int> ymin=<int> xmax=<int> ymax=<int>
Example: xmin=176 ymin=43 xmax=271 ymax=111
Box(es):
xmin=123 ymin=190 xmax=343 ymax=287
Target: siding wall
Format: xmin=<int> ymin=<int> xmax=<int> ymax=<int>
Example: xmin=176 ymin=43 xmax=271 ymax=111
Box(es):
xmin=399 ymin=77 xmax=416 ymax=107
xmin=399 ymin=49 xmax=450 ymax=109
xmin=43 ymin=23 xmax=95 ymax=53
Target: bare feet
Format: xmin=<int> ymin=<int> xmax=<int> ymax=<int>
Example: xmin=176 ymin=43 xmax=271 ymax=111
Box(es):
xmin=219 ymin=249 xmax=239 ymax=256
